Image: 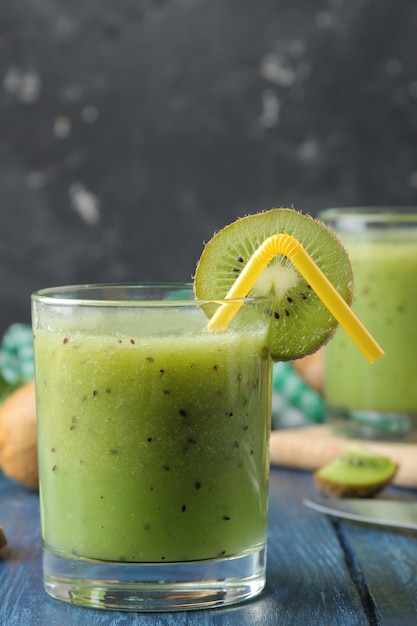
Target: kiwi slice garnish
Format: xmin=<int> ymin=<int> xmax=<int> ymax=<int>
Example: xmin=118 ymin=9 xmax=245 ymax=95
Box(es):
xmin=194 ymin=208 xmax=353 ymax=361
xmin=314 ymin=446 xmax=398 ymax=498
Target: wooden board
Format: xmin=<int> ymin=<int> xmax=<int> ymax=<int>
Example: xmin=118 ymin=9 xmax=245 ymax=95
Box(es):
xmin=270 ymin=425 xmax=417 ymax=489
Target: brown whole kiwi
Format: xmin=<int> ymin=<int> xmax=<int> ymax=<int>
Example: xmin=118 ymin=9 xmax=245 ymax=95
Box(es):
xmin=0 ymin=525 xmax=6 ymax=549
xmin=0 ymin=380 xmax=38 ymax=489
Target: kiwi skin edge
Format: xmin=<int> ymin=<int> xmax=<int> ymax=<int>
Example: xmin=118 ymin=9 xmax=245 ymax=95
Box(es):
xmin=194 ymin=208 xmax=354 ymax=362
xmin=0 ymin=526 xmax=7 ymax=549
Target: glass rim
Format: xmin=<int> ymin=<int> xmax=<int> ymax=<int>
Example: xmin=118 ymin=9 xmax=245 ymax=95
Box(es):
xmin=31 ymin=282 xmax=272 ymax=308
xmin=318 ymin=207 xmax=417 ymax=226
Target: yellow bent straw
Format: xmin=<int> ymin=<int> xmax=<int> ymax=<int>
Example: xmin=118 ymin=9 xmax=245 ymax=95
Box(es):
xmin=207 ymin=233 xmax=384 ymax=363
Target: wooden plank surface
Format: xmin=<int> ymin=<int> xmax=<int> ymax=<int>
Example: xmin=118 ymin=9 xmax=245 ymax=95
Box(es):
xmin=2 ymin=466 xmax=417 ymax=625
xmin=266 ymin=469 xmax=367 ymax=625
xmin=341 ymin=522 xmax=417 ymax=625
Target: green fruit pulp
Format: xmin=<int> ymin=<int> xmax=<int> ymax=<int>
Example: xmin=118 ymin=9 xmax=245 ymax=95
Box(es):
xmin=34 ymin=308 xmax=271 ymax=563
xmin=194 ymin=208 xmax=353 ymax=361
xmin=325 ymin=239 xmax=417 ymax=413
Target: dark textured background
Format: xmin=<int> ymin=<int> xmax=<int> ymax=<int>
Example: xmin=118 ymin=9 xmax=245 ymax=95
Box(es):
xmin=1 ymin=0 xmax=416 ymax=334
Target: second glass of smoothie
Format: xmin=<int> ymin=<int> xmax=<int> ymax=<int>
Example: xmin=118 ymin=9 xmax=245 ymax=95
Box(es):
xmin=319 ymin=208 xmax=417 ymax=440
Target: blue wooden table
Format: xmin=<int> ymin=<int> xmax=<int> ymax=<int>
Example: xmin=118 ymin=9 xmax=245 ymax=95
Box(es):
xmin=1 ymin=466 xmax=417 ymax=625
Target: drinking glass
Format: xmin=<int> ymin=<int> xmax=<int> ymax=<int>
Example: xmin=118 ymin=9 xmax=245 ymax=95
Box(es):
xmin=319 ymin=208 xmax=417 ymax=440
xmin=31 ymin=284 xmax=273 ymax=611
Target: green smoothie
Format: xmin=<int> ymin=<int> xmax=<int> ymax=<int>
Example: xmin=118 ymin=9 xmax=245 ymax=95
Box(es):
xmin=34 ymin=307 xmax=271 ymax=564
xmin=325 ymin=239 xmax=417 ymax=414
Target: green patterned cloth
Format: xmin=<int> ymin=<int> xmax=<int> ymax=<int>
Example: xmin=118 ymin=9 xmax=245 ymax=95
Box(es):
xmin=0 ymin=324 xmax=324 ymax=426
xmin=0 ymin=324 xmax=34 ymax=401
xmin=0 ymin=324 xmax=34 ymax=383
xmin=271 ymin=361 xmax=324 ymax=428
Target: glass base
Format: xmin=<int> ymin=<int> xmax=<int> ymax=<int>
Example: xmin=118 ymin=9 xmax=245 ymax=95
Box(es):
xmin=42 ymin=545 xmax=266 ymax=611
xmin=326 ymin=406 xmax=417 ymax=441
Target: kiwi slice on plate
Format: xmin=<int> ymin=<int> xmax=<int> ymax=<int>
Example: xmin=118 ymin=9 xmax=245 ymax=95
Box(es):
xmin=194 ymin=208 xmax=353 ymax=361
xmin=314 ymin=446 xmax=398 ymax=498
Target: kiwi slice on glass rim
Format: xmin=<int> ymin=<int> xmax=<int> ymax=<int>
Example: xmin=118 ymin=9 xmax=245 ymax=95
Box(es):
xmin=194 ymin=208 xmax=354 ymax=361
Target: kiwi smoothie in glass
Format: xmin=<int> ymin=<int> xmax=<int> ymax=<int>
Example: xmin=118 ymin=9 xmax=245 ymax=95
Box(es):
xmin=32 ymin=284 xmax=273 ymax=611
xmin=320 ymin=208 xmax=417 ymax=440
